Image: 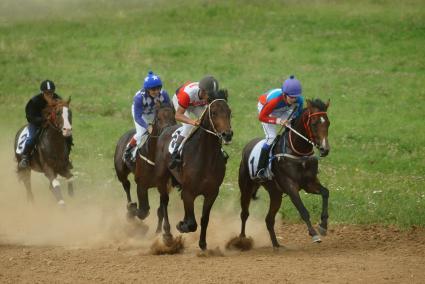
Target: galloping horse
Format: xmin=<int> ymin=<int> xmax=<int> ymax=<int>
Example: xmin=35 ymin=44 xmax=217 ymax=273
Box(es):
xmin=14 ymin=99 xmax=74 ymax=205
xmin=154 ymin=90 xmax=233 ymax=250
xmin=236 ymin=98 xmax=330 ymax=248
xmin=113 ymin=104 xmax=176 ymax=220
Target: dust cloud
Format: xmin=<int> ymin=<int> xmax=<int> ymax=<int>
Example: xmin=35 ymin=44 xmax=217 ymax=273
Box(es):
xmin=0 ymin=140 xmax=273 ymax=252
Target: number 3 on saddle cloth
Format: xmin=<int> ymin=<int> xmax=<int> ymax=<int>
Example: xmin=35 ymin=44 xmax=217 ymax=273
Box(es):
xmin=16 ymin=126 xmax=30 ymax=155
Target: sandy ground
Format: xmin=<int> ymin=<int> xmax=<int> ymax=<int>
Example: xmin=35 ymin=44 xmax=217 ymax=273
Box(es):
xmin=1 ymin=146 xmax=425 ymax=283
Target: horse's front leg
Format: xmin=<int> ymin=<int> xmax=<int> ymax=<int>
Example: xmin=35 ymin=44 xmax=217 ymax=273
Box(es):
xmin=288 ymin=186 xmax=321 ymax=242
xmin=66 ymin=175 xmax=74 ymax=197
xmin=304 ymin=180 xmax=330 ymax=236
xmin=45 ymin=169 xmax=64 ymax=206
xmin=199 ymin=190 xmax=219 ymax=250
xmin=176 ymin=189 xmax=197 ymax=233
xmin=136 ymin=182 xmax=150 ymax=220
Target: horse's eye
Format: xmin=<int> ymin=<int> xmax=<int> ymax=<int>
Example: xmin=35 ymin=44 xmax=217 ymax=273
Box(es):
xmin=211 ymin=111 xmax=217 ymax=116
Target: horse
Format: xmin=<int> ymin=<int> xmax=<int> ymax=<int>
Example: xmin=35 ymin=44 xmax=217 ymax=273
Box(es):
xmin=153 ymin=90 xmax=233 ymax=250
xmin=113 ymin=103 xmax=176 ymax=220
xmin=14 ymin=98 xmax=74 ymax=205
xmin=234 ymin=98 xmax=330 ymax=248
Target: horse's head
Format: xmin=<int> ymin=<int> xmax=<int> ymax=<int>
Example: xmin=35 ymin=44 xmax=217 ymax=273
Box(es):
xmin=303 ymin=99 xmax=330 ymax=157
xmin=152 ymin=103 xmax=176 ymax=135
xmin=43 ymin=97 xmax=72 ymax=137
xmin=205 ymin=89 xmax=233 ymax=143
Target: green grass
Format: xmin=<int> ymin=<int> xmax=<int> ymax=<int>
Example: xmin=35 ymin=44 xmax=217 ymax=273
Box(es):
xmin=1 ymin=0 xmax=424 ymax=227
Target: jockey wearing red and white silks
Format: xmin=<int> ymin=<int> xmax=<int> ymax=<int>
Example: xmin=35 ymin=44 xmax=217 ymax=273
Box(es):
xmin=172 ymin=81 xmax=208 ymax=138
xmin=169 ymin=75 xmax=219 ymax=169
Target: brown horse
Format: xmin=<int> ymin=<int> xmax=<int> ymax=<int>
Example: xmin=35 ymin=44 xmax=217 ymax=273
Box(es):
xmin=113 ymin=104 xmax=176 ymax=220
xmin=14 ymin=99 xmax=73 ymax=205
xmin=154 ymin=90 xmax=233 ymax=250
xmin=235 ymin=98 xmax=330 ymax=248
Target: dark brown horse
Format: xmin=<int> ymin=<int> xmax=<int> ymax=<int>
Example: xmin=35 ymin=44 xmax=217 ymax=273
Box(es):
xmin=14 ymin=99 xmax=74 ymax=205
xmin=154 ymin=90 xmax=233 ymax=250
xmin=236 ymin=98 xmax=330 ymax=248
xmin=113 ymin=104 xmax=176 ymax=220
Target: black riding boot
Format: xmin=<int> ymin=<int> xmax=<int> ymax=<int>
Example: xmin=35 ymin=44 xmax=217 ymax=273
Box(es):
xmin=169 ymin=135 xmax=184 ymax=169
xmin=18 ymin=144 xmax=34 ymax=170
xmin=256 ymin=146 xmax=270 ymax=179
xmin=65 ymin=136 xmax=74 ymax=169
xmin=123 ymin=143 xmax=136 ymax=163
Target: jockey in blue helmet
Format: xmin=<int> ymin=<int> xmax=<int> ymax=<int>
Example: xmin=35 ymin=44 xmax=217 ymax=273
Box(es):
xmin=255 ymin=75 xmax=304 ymax=180
xmin=123 ymin=71 xmax=171 ymax=163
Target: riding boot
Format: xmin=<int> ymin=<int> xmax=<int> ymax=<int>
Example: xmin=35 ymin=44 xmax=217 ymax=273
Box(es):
xmin=123 ymin=143 xmax=136 ymax=163
xmin=65 ymin=136 xmax=74 ymax=169
xmin=169 ymin=135 xmax=184 ymax=169
xmin=18 ymin=144 xmax=34 ymax=170
xmin=256 ymin=145 xmax=271 ymax=180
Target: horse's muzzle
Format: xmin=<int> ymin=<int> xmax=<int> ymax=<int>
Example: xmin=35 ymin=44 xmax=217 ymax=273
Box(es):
xmin=222 ymin=130 xmax=233 ymax=144
xmin=319 ymin=146 xmax=330 ymax=157
xmin=63 ymin=128 xmax=72 ymax=137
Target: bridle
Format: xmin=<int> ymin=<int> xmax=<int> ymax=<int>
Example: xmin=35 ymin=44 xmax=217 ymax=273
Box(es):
xmin=284 ymin=110 xmax=328 ymax=157
xmin=199 ymin=99 xmax=228 ymax=140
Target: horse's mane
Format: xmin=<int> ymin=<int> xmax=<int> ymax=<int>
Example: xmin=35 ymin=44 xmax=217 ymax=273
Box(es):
xmin=208 ymin=89 xmax=228 ymax=102
xmin=307 ymin=98 xmax=327 ymax=111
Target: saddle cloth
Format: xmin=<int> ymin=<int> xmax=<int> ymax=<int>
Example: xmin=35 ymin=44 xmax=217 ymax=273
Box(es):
xmin=168 ymin=127 xmax=184 ymax=155
xmin=247 ymin=139 xmax=274 ymax=180
xmin=16 ymin=126 xmax=30 ymax=155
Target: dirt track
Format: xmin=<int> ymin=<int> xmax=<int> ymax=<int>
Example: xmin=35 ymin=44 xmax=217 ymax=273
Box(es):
xmin=1 ymin=223 xmax=424 ymax=283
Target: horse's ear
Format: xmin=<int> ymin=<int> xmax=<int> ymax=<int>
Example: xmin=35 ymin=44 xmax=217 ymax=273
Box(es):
xmin=154 ymin=100 xmax=161 ymax=110
xmin=67 ymin=96 xmax=72 ymax=105
xmin=325 ymin=99 xmax=330 ymax=110
xmin=306 ymin=99 xmax=312 ymax=110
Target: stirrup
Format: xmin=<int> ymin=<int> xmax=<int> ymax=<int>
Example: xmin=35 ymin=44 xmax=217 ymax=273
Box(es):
xmin=18 ymin=158 xmax=30 ymax=169
xmin=255 ymin=168 xmax=267 ymax=180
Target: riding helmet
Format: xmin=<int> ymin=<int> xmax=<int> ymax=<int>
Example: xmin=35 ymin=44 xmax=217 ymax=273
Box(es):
xmin=143 ymin=71 xmax=163 ymax=90
xmin=199 ymin=75 xmax=219 ymax=96
xmin=40 ymin=80 xmax=56 ymax=92
xmin=282 ymin=75 xmax=302 ymax=97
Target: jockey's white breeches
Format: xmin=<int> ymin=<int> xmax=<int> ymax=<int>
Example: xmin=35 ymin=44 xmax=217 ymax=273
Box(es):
xmin=172 ymin=95 xmax=206 ymax=138
xmin=257 ymin=102 xmax=294 ymax=146
xmin=132 ymin=105 xmax=154 ymax=146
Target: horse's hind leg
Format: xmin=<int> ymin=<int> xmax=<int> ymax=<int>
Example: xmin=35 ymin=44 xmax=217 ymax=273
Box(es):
xmin=66 ymin=176 xmax=74 ymax=197
xmin=265 ymin=184 xmax=283 ymax=248
xmin=199 ymin=190 xmax=219 ymax=250
xmin=19 ymin=169 xmax=34 ymax=203
xmin=239 ymin=177 xmax=259 ymax=238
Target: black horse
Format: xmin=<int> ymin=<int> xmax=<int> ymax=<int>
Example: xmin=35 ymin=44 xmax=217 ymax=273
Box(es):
xmin=234 ymin=98 xmax=330 ymax=248
xmin=113 ymin=104 xmax=175 ymax=220
xmin=14 ymin=99 xmax=74 ymax=205
xmin=154 ymin=90 xmax=233 ymax=250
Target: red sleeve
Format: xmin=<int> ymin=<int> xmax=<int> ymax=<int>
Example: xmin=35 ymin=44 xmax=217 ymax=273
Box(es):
xmin=177 ymin=90 xmax=190 ymax=109
xmin=258 ymin=96 xmax=280 ymax=124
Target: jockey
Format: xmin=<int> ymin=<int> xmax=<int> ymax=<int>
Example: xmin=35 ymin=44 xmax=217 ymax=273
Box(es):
xmin=18 ymin=80 xmax=74 ymax=170
xmin=169 ymin=75 xmax=219 ymax=169
xmin=123 ymin=71 xmax=170 ymax=163
xmin=256 ymin=75 xmax=304 ymax=179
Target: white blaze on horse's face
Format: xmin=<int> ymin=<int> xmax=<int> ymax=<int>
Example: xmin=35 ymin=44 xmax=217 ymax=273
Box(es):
xmin=62 ymin=106 xmax=72 ymax=137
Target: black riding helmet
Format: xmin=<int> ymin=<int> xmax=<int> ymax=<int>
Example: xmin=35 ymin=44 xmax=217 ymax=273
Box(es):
xmin=199 ymin=75 xmax=219 ymax=97
xmin=40 ymin=80 xmax=56 ymax=92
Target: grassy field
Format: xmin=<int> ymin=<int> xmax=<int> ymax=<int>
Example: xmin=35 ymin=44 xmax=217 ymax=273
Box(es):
xmin=0 ymin=0 xmax=424 ymax=227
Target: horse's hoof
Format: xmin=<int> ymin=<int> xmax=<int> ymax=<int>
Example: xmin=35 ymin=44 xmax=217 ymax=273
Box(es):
xmin=57 ymin=200 xmax=66 ymax=208
xmin=318 ymin=225 xmax=327 ymax=236
xmin=163 ymin=233 xmax=173 ymax=246
xmin=136 ymin=209 xmax=150 ymax=220
xmin=176 ymin=221 xmax=197 ymax=233
xmin=312 ymin=235 xmax=322 ymax=243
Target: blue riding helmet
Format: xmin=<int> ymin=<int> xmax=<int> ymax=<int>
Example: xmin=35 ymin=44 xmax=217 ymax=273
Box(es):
xmin=282 ymin=75 xmax=302 ymax=97
xmin=143 ymin=71 xmax=163 ymax=90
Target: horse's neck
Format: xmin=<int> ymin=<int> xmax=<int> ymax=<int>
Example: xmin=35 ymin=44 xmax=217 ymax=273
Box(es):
xmin=39 ymin=127 xmax=66 ymax=156
xmin=289 ymin=112 xmax=313 ymax=155
xmin=191 ymin=124 xmax=221 ymax=155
